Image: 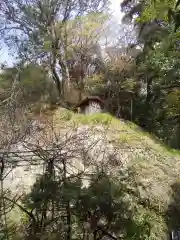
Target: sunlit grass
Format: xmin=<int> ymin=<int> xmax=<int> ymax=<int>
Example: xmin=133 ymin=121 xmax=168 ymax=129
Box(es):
xmin=50 ymin=108 xmax=180 ymax=157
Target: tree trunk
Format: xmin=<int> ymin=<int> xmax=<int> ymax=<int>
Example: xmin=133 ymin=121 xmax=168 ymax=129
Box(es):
xmin=49 ymin=23 xmax=63 ymax=98
xmin=139 ymin=75 xmax=153 ymax=129
xmin=51 ymin=65 xmax=62 ymax=97
xmin=60 ymin=61 xmax=71 ymax=98
xmin=146 ymin=76 xmax=153 ymax=105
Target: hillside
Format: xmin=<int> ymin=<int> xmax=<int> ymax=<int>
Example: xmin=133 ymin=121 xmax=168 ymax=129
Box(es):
xmin=2 ymin=0 xmax=180 ymax=238
xmin=3 ymin=107 xmax=180 ymax=239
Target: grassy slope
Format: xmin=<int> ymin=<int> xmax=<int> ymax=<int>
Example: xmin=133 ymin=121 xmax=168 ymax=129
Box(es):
xmin=49 ymin=108 xmax=180 ymax=239
xmin=52 ymin=107 xmax=180 ymax=155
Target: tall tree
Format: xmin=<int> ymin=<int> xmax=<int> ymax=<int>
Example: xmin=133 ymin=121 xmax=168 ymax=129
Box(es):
xmin=58 ymin=12 xmax=109 ymax=101
xmin=0 ymin=0 xmax=109 ymax=97
xmin=120 ymin=0 xmax=180 ymax=148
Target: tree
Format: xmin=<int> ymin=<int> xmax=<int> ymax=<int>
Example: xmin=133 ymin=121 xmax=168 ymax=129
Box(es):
xmin=0 ymin=0 xmax=109 ymax=98
xmin=119 ymin=0 xmax=180 ymax=148
xmin=56 ymin=12 xmax=109 ymax=102
xmin=0 ymin=63 xmax=58 ymax=105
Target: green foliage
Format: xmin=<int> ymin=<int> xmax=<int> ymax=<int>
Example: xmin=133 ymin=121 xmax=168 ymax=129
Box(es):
xmin=84 ymin=74 xmax=106 ymax=96
xmin=120 ymin=0 xmax=180 ymax=148
xmin=0 ymin=0 xmax=109 ymax=96
xmin=72 ymin=113 xmax=113 ymax=125
xmin=141 ymin=0 xmax=180 ymax=31
xmin=18 ymin=166 xmax=162 ymax=239
xmin=3 ymin=0 xmax=180 ymax=236
xmin=62 ymin=12 xmax=109 ymax=54
xmin=141 ymin=0 xmax=175 ymax=22
xmin=0 ymin=64 xmax=58 ymax=105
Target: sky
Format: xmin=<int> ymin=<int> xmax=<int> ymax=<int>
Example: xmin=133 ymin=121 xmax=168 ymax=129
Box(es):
xmin=110 ymin=0 xmax=124 ymax=23
xmin=0 ymin=0 xmax=124 ymax=67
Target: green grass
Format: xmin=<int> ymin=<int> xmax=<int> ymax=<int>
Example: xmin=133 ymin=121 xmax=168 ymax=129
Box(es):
xmin=51 ymin=109 xmax=180 ymax=157
xmin=71 ymin=112 xmax=114 ymax=125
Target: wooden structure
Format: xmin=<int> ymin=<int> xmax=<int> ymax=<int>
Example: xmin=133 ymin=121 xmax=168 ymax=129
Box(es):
xmin=171 ymin=230 xmax=180 ymax=240
xmin=75 ymin=96 xmax=104 ymax=115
